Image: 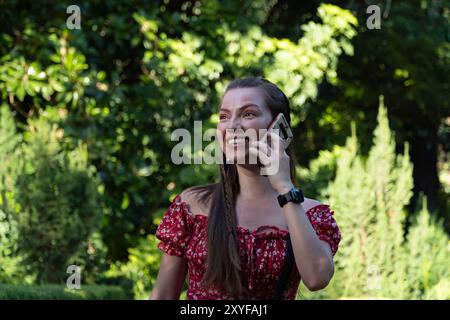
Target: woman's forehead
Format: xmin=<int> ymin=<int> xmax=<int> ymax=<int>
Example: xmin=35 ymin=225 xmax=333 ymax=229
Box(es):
xmin=221 ymin=87 xmax=266 ymax=108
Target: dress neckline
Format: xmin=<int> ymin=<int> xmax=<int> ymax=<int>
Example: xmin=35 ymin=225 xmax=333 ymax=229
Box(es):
xmin=172 ymin=194 xmax=329 ymax=236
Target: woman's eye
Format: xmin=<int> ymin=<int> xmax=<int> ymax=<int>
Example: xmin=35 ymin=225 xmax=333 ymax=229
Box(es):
xmin=243 ymin=112 xmax=256 ymax=118
xmin=219 ymin=114 xmax=228 ymax=120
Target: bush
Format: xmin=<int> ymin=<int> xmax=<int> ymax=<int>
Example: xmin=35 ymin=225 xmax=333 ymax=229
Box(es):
xmin=95 ymin=274 xmax=135 ymax=300
xmin=406 ymin=196 xmax=450 ymax=299
xmin=12 ymin=116 xmax=103 ymax=284
xmin=104 ymin=210 xmax=188 ymax=300
xmin=105 ymin=233 xmax=163 ymax=300
xmin=0 ymin=106 xmax=29 ymax=284
xmin=303 ymin=99 xmax=450 ymax=299
xmin=0 ymin=284 xmax=128 ymax=300
xmin=296 ymin=145 xmax=343 ymax=200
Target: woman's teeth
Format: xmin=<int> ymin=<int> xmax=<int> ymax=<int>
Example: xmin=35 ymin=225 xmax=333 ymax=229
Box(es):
xmin=226 ymin=137 xmax=246 ymax=146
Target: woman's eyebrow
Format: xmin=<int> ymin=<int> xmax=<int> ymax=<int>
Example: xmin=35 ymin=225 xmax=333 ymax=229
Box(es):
xmin=219 ymin=103 xmax=261 ymax=112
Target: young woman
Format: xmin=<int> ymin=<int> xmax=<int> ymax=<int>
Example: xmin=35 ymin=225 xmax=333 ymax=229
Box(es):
xmin=150 ymin=77 xmax=341 ymax=300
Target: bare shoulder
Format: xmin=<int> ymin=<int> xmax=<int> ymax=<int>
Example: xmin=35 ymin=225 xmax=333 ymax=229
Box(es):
xmin=179 ymin=186 xmax=211 ymax=217
xmin=302 ymin=197 xmax=325 ymax=213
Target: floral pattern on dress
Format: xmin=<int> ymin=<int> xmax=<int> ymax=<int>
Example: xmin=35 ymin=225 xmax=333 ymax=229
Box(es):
xmin=155 ymin=194 xmax=341 ymax=300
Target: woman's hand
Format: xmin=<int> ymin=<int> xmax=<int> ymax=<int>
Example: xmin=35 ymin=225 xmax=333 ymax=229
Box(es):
xmin=248 ymin=131 xmax=294 ymax=194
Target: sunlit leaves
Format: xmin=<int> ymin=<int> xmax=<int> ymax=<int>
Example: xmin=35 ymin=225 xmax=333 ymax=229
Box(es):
xmin=0 ymin=1 xmax=358 ymax=262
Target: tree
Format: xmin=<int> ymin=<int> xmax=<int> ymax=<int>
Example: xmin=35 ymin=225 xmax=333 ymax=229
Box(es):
xmin=0 ymin=0 xmax=358 ymax=260
xmin=261 ymin=0 xmax=450 ymax=222
xmin=321 ymin=99 xmax=450 ymax=299
xmin=335 ymin=0 xmax=449 ymax=218
xmin=14 ymin=118 xmax=102 ymax=283
xmin=0 ymin=106 xmax=25 ymax=284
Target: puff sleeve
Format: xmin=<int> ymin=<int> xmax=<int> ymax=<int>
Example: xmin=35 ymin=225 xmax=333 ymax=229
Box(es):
xmin=155 ymin=195 xmax=193 ymax=258
xmin=305 ymin=204 xmax=341 ymax=256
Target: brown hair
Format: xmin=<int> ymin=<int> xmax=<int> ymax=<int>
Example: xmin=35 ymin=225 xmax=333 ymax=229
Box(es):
xmin=189 ymin=77 xmax=297 ymax=298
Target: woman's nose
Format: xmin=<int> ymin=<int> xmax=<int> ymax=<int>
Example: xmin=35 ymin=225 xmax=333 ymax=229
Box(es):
xmin=227 ymin=115 xmax=242 ymax=130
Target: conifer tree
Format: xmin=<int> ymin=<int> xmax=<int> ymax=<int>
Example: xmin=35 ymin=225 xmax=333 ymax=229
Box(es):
xmin=0 ymin=106 xmax=23 ymax=283
xmin=328 ymin=97 xmax=413 ymax=298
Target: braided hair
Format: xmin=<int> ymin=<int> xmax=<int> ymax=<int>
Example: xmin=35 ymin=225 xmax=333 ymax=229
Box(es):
xmin=193 ymin=77 xmax=297 ymax=298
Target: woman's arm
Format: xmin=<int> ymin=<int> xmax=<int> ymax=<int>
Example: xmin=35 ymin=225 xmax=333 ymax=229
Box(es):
xmin=250 ymin=132 xmax=335 ymax=291
xmin=279 ymin=193 xmax=335 ymax=291
xmin=149 ymin=253 xmax=188 ymax=299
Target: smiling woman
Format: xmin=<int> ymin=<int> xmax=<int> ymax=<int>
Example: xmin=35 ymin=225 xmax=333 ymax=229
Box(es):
xmin=150 ymin=77 xmax=341 ymax=300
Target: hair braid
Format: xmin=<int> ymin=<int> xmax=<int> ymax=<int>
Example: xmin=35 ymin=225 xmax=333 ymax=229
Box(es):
xmin=196 ymin=77 xmax=295 ymax=299
xmin=220 ymin=163 xmax=235 ymax=236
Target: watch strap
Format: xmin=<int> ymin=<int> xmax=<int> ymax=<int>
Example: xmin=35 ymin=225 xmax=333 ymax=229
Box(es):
xmin=277 ymin=187 xmax=304 ymax=207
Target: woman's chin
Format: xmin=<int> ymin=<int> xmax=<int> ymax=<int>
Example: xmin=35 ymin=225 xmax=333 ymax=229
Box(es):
xmin=224 ymin=150 xmax=256 ymax=165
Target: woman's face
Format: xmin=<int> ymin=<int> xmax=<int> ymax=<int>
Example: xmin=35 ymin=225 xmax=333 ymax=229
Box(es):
xmin=217 ymin=87 xmax=273 ymax=163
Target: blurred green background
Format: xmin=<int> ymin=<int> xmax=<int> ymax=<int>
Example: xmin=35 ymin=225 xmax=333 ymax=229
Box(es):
xmin=0 ymin=0 xmax=449 ymax=300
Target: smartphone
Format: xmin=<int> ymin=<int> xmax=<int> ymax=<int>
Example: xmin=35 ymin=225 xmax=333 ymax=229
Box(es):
xmin=266 ymin=113 xmax=293 ymax=149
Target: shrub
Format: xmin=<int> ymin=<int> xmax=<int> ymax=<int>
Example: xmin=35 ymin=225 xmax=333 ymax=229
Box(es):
xmin=0 ymin=284 xmax=128 ymax=300
xmin=328 ymin=101 xmax=413 ymax=298
xmin=13 ymin=117 xmax=102 ymax=284
xmin=105 ymin=233 xmax=163 ymax=300
xmin=406 ymin=196 xmax=450 ymax=299
xmin=301 ymin=99 xmax=450 ymax=299
xmin=0 ymin=106 xmax=29 ymax=284
xmin=296 ymin=145 xmax=343 ymax=200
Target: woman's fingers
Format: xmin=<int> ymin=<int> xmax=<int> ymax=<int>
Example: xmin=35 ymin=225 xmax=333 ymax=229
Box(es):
xmin=248 ymin=146 xmax=271 ymax=166
xmin=251 ymin=133 xmax=285 ymax=156
xmin=266 ymin=131 xmax=287 ymax=152
xmin=259 ymin=131 xmax=287 ymax=151
xmin=251 ymin=140 xmax=271 ymax=157
xmin=247 ymin=131 xmax=288 ymax=168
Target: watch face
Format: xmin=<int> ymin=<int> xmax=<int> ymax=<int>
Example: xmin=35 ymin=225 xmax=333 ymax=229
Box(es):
xmin=278 ymin=188 xmax=304 ymax=207
xmin=291 ymin=188 xmax=304 ymax=203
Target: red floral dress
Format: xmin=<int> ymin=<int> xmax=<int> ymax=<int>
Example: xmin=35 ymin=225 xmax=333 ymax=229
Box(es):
xmin=155 ymin=194 xmax=341 ymax=300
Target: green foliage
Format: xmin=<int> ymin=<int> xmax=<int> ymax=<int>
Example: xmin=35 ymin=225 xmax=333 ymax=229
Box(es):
xmin=105 ymin=232 xmax=165 ymax=300
xmin=297 ymin=144 xmax=343 ymax=199
xmin=0 ymin=209 xmax=23 ymax=284
xmin=68 ymin=231 xmax=110 ymax=285
xmin=104 ymin=230 xmax=190 ymax=300
xmin=312 ymin=0 xmax=450 ymax=218
xmin=406 ymin=196 xmax=450 ymax=299
xmin=263 ymin=4 xmax=357 ymax=124
xmin=303 ymin=98 xmax=450 ymax=299
xmin=12 ymin=116 xmax=102 ymax=284
xmin=0 ymin=284 xmax=128 ymax=300
xmin=0 ymin=1 xmax=358 ymax=260
xmin=0 ymin=1 xmax=447 ymax=300
xmin=0 ymin=106 xmax=28 ymax=284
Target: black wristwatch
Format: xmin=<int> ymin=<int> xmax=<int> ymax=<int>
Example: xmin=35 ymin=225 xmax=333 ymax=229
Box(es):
xmin=277 ymin=187 xmax=304 ymax=207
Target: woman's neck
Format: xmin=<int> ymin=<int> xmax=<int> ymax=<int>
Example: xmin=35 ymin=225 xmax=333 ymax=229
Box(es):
xmin=235 ymin=164 xmax=277 ymax=200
